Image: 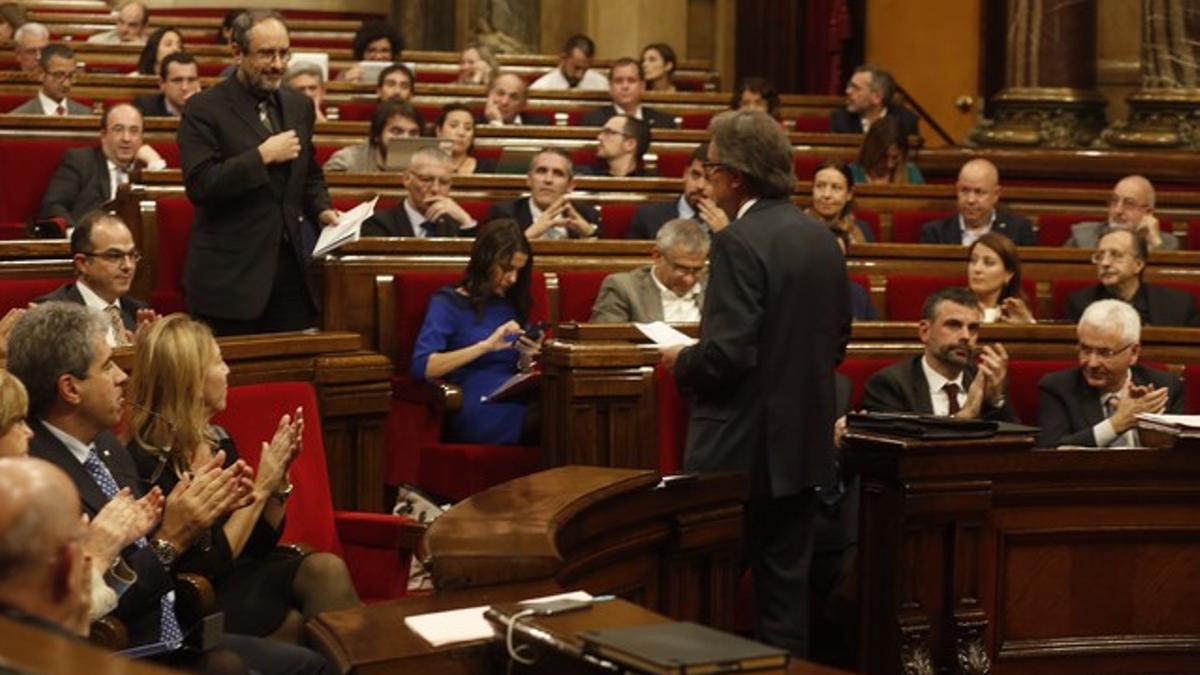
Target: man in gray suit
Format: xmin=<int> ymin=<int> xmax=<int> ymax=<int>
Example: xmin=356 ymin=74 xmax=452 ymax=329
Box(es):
xmin=590 ymin=218 xmax=708 ymax=322
xmin=1064 ymin=175 xmax=1179 ymax=251
xmin=11 ymin=44 xmax=90 ymax=115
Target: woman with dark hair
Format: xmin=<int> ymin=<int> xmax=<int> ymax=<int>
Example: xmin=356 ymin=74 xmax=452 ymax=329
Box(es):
xmin=850 ymin=114 xmax=923 ymax=185
xmin=324 ymin=100 xmax=424 ymax=172
xmin=968 ymin=231 xmax=1035 ymax=323
xmin=435 ymin=102 xmax=495 ymax=174
xmin=410 ymin=219 xmax=542 ymax=444
xmin=731 ymin=76 xmax=780 ymax=118
xmin=340 ymin=20 xmax=404 ymax=82
xmin=135 ymin=26 xmax=182 ymax=76
xmin=806 ymin=159 xmax=875 ymax=243
xmin=641 ymin=43 xmax=677 ymax=92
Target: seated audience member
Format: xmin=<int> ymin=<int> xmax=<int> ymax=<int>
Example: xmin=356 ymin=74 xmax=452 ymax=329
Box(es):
xmin=411 ymin=220 xmax=542 ymax=444
xmin=0 ymin=3 xmax=28 ymax=42
xmin=8 ymin=303 xmax=332 ymax=673
xmin=628 ymin=143 xmax=727 ymax=239
xmin=863 ymin=287 xmax=1015 ymax=420
xmin=480 ymin=72 xmax=550 ymax=126
xmin=1065 ymin=228 xmax=1199 ymax=327
xmin=850 ymin=114 xmax=923 ymax=185
xmin=340 ymin=20 xmax=403 ymax=83
xmin=1038 ymin=299 xmax=1183 ymax=448
xmin=968 ymin=232 xmax=1035 ymax=323
xmin=128 ymin=315 xmax=360 ymax=642
xmin=135 ymin=52 xmax=200 ymax=118
xmin=13 ymin=22 xmax=48 ymax=73
xmin=592 ymin=218 xmax=707 ymax=322
xmin=284 ymin=61 xmax=327 ymax=123
xmin=376 ymin=63 xmax=415 ymax=103
xmin=1064 ymin=175 xmax=1179 ymax=251
xmin=36 ymin=212 xmax=153 ymax=346
xmin=39 ymin=104 xmax=166 ymax=229
xmin=580 ymin=58 xmax=678 ymax=129
xmin=324 ymin=100 xmax=422 ymax=173
xmin=216 ymin=10 xmax=242 ymax=46
xmin=436 ymin=103 xmax=495 ymax=174
xmin=12 ymin=44 xmax=89 ymax=115
xmin=919 ymin=158 xmax=1035 ymax=246
xmin=805 ymin=159 xmax=874 ymax=244
xmin=135 ymin=27 xmax=183 ymax=76
xmin=529 ymin=33 xmax=609 ymax=91
xmin=457 ymin=41 xmax=498 ymax=86
xmin=0 ymin=370 xmax=31 ymax=456
xmin=731 ymin=76 xmax=781 ymax=119
xmin=486 ymin=148 xmax=600 ymax=240
xmin=86 ymin=0 xmax=148 ymax=44
xmin=589 ymin=114 xmax=653 ymax=178
xmin=831 ymin=64 xmax=919 ymax=136
xmin=641 ymin=42 xmax=676 ymax=92
xmin=361 ymin=147 xmax=476 ymax=237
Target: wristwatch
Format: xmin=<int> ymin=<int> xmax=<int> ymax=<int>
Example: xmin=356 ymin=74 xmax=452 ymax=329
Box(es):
xmin=150 ymin=538 xmax=178 ymax=569
xmin=272 ymin=482 xmax=295 ymax=502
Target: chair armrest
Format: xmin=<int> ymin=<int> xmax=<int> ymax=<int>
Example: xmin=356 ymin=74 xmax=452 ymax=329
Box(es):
xmin=88 ymin=615 xmax=129 ymax=650
xmin=333 ymin=511 xmax=426 ymax=552
xmin=391 ymin=376 xmax=463 ymax=412
xmin=172 ymin=572 xmax=217 ymax=629
xmin=274 ymin=543 xmax=316 ymax=557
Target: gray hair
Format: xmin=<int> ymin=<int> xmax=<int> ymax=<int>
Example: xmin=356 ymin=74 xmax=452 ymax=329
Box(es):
xmin=285 ymin=60 xmax=324 ymax=84
xmin=231 ymin=9 xmax=285 ymax=53
xmin=708 ymin=110 xmax=796 ymax=198
xmin=854 ymin=63 xmax=896 ymax=104
xmin=1078 ymin=299 xmax=1141 ymax=345
xmin=655 ymin=218 xmax=710 ymax=255
xmin=14 ymin=22 xmax=47 ymax=41
xmin=6 ymin=302 xmax=108 ymax=419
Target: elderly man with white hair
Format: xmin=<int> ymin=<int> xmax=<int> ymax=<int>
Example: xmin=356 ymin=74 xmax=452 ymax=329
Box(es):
xmin=13 ymin=22 xmax=48 ymax=73
xmin=1064 ymin=175 xmax=1179 ymax=251
xmin=590 ymin=218 xmax=709 ymax=322
xmin=1037 ymin=298 xmax=1183 ymax=448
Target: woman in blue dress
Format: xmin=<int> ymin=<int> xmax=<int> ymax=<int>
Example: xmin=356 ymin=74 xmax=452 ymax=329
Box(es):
xmin=410 ymin=219 xmax=541 ymax=444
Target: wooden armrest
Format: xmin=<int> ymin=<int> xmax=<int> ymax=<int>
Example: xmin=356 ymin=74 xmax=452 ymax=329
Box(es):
xmin=88 ymin=615 xmax=129 ymax=650
xmin=274 ymin=543 xmax=316 ymax=557
xmin=431 ymin=381 xmax=463 ymax=412
xmin=173 ymin=572 xmax=216 ymax=629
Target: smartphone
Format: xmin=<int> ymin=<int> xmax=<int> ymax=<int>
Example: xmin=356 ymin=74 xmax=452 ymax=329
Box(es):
xmin=522 ymin=321 xmax=549 ymax=342
xmin=520 ymin=597 xmax=595 ymax=616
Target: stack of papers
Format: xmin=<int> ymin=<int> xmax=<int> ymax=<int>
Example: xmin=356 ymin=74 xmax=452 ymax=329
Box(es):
xmin=634 ymin=321 xmax=697 ymax=347
xmin=403 ymin=590 xmax=593 ymax=647
xmin=1137 ymin=414 xmax=1200 ymax=435
xmin=311 ymin=196 xmax=378 ymax=258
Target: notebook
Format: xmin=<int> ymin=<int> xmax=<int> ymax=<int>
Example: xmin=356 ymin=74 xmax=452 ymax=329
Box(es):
xmin=578 ymin=621 xmax=788 ymax=674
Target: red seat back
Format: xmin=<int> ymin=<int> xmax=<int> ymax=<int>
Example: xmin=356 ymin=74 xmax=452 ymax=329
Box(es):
xmin=793 ymin=115 xmax=830 ymax=132
xmin=597 ymin=202 xmax=641 ymax=240
xmin=336 ymin=100 xmax=377 ymax=122
xmin=1008 ymin=359 xmax=1077 ymax=427
xmin=1035 ymin=213 xmax=1105 ymax=247
xmin=0 ymin=137 xmax=94 ymax=224
xmin=556 ymin=270 xmax=609 ymax=323
xmin=1049 ymin=278 xmax=1097 ymax=320
xmin=655 ymin=363 xmax=687 ymax=474
xmin=654 ymin=149 xmax=692 ymax=179
xmin=856 ymin=209 xmax=881 ymax=241
xmin=1 ymin=277 xmax=71 ymax=313
xmin=886 ymin=273 xmax=1039 ymax=321
xmin=1184 ymin=364 xmax=1200 ymax=414
xmin=891 ymin=210 xmax=955 ymax=244
xmin=837 ymin=357 xmax=901 ymax=410
xmin=150 ymin=197 xmax=194 ymax=314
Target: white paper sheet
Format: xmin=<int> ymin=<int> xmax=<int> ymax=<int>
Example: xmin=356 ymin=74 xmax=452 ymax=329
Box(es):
xmin=1137 ymin=413 xmax=1200 ymax=430
xmin=403 ymin=590 xmax=592 ymax=647
xmin=311 ymin=196 xmax=378 ymax=258
xmin=635 ymin=321 xmax=697 ymax=347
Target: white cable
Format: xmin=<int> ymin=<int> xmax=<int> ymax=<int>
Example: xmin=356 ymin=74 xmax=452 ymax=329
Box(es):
xmin=504 ymin=608 xmax=539 ymax=665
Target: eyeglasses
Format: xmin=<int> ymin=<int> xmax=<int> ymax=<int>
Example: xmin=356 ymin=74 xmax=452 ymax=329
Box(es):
xmin=598 ymin=127 xmax=631 ymax=138
xmin=701 ymin=161 xmax=734 ymax=177
xmin=663 ymin=255 xmax=706 ymax=277
xmin=47 ymin=70 xmax=79 ymax=82
xmin=83 ymin=249 xmax=142 ymax=264
xmin=1109 ymin=195 xmax=1149 ymax=210
xmin=1078 ymin=342 xmax=1134 ymax=360
xmin=1090 ymin=249 xmax=1132 ymax=264
xmin=408 ymin=172 xmax=452 ymax=187
xmin=251 ymin=49 xmax=291 ymax=63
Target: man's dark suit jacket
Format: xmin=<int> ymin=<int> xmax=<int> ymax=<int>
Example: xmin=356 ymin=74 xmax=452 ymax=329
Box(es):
xmin=829 ymin=105 xmax=919 ymax=137
xmin=918 ymin=210 xmax=1037 ymax=246
xmin=1037 ymin=364 xmax=1183 ymax=447
xmin=29 ymin=421 xmax=175 ymax=647
xmin=862 ymin=355 xmax=1018 ymax=422
xmin=134 ymin=93 xmax=174 ymax=118
xmin=1065 ymin=282 xmax=1200 ymax=328
xmin=474 ymin=110 xmax=554 ymax=127
xmin=579 ymin=104 xmax=678 ymax=129
xmin=177 ymin=75 xmax=331 ymax=321
xmin=485 ymin=197 xmax=601 ymax=238
xmin=35 ymin=282 xmax=147 ymax=330
xmin=674 ymin=198 xmax=850 ymax=498
xmin=361 ymin=203 xmax=465 ymax=237
xmin=37 ymin=146 xmax=113 ymax=229
xmin=627 ymin=199 xmax=683 ymax=239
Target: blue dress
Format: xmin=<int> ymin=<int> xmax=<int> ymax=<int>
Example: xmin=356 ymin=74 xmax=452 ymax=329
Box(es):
xmin=410 ymin=287 xmax=528 ymax=444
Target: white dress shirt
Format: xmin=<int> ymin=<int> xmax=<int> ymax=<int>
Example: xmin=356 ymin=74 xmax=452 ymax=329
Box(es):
xmin=959 ymin=211 xmax=997 ymax=246
xmin=921 ymin=356 xmax=966 ymax=417
xmin=529 ymin=68 xmax=609 ymax=91
xmin=75 ymin=279 xmax=124 ymax=346
xmin=1092 ymin=373 xmax=1139 ymax=448
xmin=649 ymin=267 xmax=702 ymax=322
xmin=38 ymin=90 xmax=68 ymax=115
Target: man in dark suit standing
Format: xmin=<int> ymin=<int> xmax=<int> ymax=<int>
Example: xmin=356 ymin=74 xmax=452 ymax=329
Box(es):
xmin=1066 ymin=228 xmax=1200 ymax=327
xmin=660 ymin=110 xmax=850 ymax=656
xmin=579 ymin=58 xmax=677 ymax=130
xmin=486 ymin=148 xmax=599 ymax=239
xmin=627 ymin=143 xmax=728 ymax=239
xmin=178 ymin=10 xmax=340 ymax=335
xmin=829 ymin=64 xmax=919 ymax=137
xmin=1039 ymin=299 xmax=1182 ymax=447
xmin=863 ymin=287 xmax=1016 ymax=421
xmin=134 ymin=52 xmax=201 ymax=118
xmin=918 ymin=158 xmax=1036 ymax=246
xmin=361 ymin=147 xmax=477 ymax=237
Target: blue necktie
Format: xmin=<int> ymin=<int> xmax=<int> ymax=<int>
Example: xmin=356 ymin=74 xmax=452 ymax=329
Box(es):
xmin=82 ymin=448 xmax=184 ymax=645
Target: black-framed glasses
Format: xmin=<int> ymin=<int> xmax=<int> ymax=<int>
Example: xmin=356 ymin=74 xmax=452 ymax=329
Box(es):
xmin=83 ymin=250 xmax=142 ymax=264
xmin=701 ymin=161 xmax=733 ymax=177
xmin=598 ymin=127 xmax=631 ymax=138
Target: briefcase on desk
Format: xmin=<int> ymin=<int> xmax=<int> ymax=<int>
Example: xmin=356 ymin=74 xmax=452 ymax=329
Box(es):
xmin=578 ymin=622 xmax=788 ymax=674
xmin=846 ymin=412 xmax=999 ymax=439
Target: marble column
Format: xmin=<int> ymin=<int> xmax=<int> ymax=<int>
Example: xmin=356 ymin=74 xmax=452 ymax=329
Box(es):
xmin=969 ymin=0 xmax=1108 ymax=148
xmin=1101 ymin=0 xmax=1200 ymax=148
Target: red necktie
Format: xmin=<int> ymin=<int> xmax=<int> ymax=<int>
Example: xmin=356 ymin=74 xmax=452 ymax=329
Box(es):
xmin=943 ymin=382 xmax=961 ymax=416
xmin=55 ymin=103 xmax=65 ymax=116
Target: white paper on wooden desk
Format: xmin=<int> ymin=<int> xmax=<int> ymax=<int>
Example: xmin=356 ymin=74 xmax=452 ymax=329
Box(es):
xmin=635 ymin=321 xmax=697 ymax=347
xmin=311 ymin=196 xmax=378 ymax=258
xmin=403 ymin=590 xmax=592 ymax=647
xmin=1138 ymin=413 xmax=1200 ymax=429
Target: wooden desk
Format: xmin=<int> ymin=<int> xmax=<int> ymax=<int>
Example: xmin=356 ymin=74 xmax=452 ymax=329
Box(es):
xmin=0 ymin=615 xmax=175 ymax=674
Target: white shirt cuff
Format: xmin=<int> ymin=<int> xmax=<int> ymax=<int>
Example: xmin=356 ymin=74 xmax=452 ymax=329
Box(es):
xmin=145 ymin=159 xmax=167 ymax=171
xmin=1092 ymin=419 xmax=1118 ymax=447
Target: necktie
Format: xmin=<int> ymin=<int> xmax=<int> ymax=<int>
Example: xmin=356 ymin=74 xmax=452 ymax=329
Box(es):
xmin=943 ymin=382 xmax=961 ymax=416
xmin=105 ymin=305 xmax=130 ymax=347
xmin=55 ymin=103 xmax=65 ymax=116
xmin=83 ymin=448 xmax=183 ymax=644
xmin=418 ymin=220 xmax=432 ymax=238
xmin=257 ymin=99 xmax=275 ymax=133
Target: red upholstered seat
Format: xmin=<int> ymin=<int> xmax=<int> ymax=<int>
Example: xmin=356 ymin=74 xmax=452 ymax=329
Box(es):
xmin=212 ymin=381 xmax=418 ymax=603
xmin=884 ymin=273 xmax=1040 ymax=321
xmin=793 ymin=155 xmax=822 ymax=185
xmin=792 ymin=115 xmax=830 ymax=132
xmin=1007 ymin=359 xmax=1076 ymax=427
xmin=0 ymin=137 xmax=94 ymax=225
xmin=1035 ymin=213 xmax=1105 ymax=247
xmin=654 ymin=363 xmax=688 ymax=474
xmin=1049 ymin=278 xmax=1097 ymax=320
xmin=314 ymin=143 xmax=339 ymax=166
xmin=837 ymin=358 xmax=900 ymax=410
xmin=654 ymin=149 xmax=693 ymax=179
xmin=1184 ymin=365 xmax=1200 ymax=414
xmin=596 ymin=202 xmax=642 ymax=240
xmin=890 ymin=210 xmax=955 ymax=244
xmin=855 ymin=209 xmax=881 ymax=241
xmin=677 ymin=112 xmax=712 ymax=130
xmin=0 ymin=277 xmax=71 ymax=313
xmin=556 ymin=270 xmax=610 ymax=323
xmin=0 ymin=222 xmax=27 ymax=240
xmin=150 ymin=197 xmax=194 ymax=314
xmin=335 ymin=101 xmax=377 ymax=122
xmin=1188 ymin=220 xmax=1200 ymax=251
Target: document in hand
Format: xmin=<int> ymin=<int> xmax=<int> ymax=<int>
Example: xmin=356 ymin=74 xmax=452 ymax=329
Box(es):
xmin=635 ymin=321 xmax=697 ymax=347
xmin=311 ymin=196 xmax=379 ymax=258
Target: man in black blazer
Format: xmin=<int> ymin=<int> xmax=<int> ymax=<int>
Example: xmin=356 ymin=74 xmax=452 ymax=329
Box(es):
xmin=39 ymin=103 xmax=167 ymax=229
xmin=485 ymin=148 xmax=599 ymax=239
xmin=178 ymin=10 xmax=339 ymax=336
xmin=627 ymin=143 xmax=728 ymax=239
xmin=362 ymin=147 xmax=477 ymax=238
xmin=1065 ymin=228 xmax=1200 ymax=327
xmin=918 ymin=159 xmax=1036 ymax=246
xmin=579 ymin=58 xmax=677 ymax=130
xmin=134 ymin=52 xmax=201 ymax=118
xmin=477 ymin=73 xmax=552 ymax=127
xmin=1039 ymin=299 xmax=1183 ymax=447
xmin=863 ymin=287 xmax=1016 ymax=421
xmin=829 ymin=64 xmax=919 ymax=137
xmin=585 ymin=114 xmax=654 ymax=178
xmin=661 ymin=111 xmax=850 ymax=655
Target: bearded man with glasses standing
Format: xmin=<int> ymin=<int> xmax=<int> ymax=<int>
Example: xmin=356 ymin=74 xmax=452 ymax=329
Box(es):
xmin=178 ymin=9 xmax=339 ymax=336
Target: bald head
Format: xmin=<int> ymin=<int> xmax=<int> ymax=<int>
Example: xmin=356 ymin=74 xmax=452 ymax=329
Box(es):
xmin=1108 ymin=174 xmax=1155 ymax=229
xmin=956 ymin=158 xmax=1001 ymax=229
xmin=486 ymin=72 xmax=528 ymax=124
xmin=0 ymin=458 xmax=81 ymax=585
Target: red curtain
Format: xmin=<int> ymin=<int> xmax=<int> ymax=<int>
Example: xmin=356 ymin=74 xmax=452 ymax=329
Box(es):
xmin=803 ymin=0 xmax=852 ymax=94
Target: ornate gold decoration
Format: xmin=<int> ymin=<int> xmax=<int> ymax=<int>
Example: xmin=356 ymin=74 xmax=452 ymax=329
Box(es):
xmin=956 ymin=633 xmax=991 ymax=675
xmin=1100 ymin=88 xmax=1200 ymax=149
xmin=968 ymin=87 xmax=1108 ymax=148
xmin=902 ymin=642 xmax=935 ymax=675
